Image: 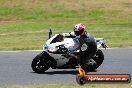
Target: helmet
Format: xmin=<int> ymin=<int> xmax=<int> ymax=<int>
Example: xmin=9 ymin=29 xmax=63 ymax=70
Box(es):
xmin=74 ymin=23 xmax=85 ymax=36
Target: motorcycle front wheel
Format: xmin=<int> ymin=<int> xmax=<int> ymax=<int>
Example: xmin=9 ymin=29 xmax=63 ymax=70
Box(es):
xmin=31 ymin=53 xmax=51 ymax=73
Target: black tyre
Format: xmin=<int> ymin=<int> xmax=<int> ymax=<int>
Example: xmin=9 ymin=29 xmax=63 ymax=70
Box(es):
xmin=76 ymin=75 xmax=87 ymax=85
xmin=31 ymin=53 xmax=51 ymax=73
xmin=81 ymin=49 xmax=104 ymax=72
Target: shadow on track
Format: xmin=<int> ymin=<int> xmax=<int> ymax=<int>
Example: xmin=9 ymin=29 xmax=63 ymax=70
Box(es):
xmin=31 ymin=70 xmax=97 ymax=75
xmin=43 ymin=70 xmax=79 ymax=75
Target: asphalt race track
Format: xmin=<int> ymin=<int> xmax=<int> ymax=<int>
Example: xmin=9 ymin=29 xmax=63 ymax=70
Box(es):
xmin=0 ymin=48 xmax=131 ymax=85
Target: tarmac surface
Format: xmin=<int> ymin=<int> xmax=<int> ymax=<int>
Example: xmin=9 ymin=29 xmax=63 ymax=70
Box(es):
xmin=0 ymin=48 xmax=131 ymax=85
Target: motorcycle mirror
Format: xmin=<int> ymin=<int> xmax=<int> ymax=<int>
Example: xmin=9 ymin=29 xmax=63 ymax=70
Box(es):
xmin=49 ymin=29 xmax=52 ymax=39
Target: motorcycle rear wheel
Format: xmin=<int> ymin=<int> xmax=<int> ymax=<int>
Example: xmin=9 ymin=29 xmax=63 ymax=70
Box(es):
xmin=81 ymin=49 xmax=104 ymax=72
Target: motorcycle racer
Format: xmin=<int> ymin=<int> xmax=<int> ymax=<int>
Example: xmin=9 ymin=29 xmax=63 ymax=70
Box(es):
xmin=62 ymin=23 xmax=97 ymax=66
xmin=73 ymin=23 xmax=97 ymax=65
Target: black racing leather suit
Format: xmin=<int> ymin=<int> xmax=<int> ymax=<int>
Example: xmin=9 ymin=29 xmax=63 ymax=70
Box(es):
xmin=78 ymin=32 xmax=97 ymax=64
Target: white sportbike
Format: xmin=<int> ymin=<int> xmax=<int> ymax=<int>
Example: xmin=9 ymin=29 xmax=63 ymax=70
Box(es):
xmin=31 ymin=30 xmax=108 ymax=73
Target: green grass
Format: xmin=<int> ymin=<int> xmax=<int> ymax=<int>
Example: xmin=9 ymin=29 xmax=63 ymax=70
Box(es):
xmin=0 ymin=84 xmax=132 ymax=88
xmin=0 ymin=0 xmax=132 ymax=50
